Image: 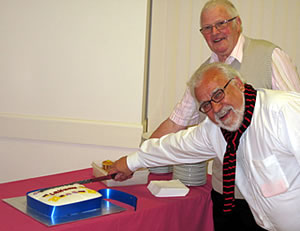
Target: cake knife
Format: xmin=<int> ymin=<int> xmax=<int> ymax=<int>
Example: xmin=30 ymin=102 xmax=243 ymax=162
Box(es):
xmin=38 ymin=173 xmax=117 ymax=192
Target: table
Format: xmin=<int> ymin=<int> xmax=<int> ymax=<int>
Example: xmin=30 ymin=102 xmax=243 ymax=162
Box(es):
xmin=0 ymin=168 xmax=214 ymax=231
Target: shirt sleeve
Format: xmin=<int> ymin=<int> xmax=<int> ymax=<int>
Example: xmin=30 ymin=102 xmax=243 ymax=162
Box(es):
xmin=169 ymin=87 xmax=206 ymax=126
xmin=271 ymin=48 xmax=300 ymax=92
xmin=127 ymin=124 xmax=216 ymax=171
xmin=277 ymin=92 xmax=300 ymax=166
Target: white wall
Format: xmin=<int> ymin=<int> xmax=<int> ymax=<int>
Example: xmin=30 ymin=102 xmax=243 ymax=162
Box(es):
xmin=0 ymin=137 xmax=138 ymax=183
xmin=0 ymin=0 xmax=150 ymax=183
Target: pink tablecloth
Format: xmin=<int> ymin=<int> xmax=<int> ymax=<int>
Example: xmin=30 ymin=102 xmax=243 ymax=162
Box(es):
xmin=0 ymin=168 xmax=214 ymax=231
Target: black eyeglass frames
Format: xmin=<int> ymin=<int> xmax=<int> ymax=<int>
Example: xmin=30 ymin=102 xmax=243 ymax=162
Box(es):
xmin=199 ymin=78 xmax=234 ymax=113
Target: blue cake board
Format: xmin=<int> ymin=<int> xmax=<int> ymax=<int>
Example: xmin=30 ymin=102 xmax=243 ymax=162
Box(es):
xmin=3 ymin=196 xmax=126 ymax=226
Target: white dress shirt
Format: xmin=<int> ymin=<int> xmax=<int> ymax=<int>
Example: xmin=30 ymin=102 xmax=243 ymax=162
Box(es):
xmin=128 ymin=89 xmax=300 ymax=231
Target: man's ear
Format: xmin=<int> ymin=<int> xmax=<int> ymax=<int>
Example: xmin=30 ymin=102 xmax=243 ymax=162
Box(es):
xmin=236 ymin=16 xmax=242 ymax=33
xmin=236 ymin=16 xmax=242 ymax=26
xmin=234 ymin=76 xmax=245 ymax=92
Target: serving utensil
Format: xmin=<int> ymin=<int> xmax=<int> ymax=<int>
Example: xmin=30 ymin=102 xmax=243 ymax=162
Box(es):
xmin=38 ymin=173 xmax=117 ymax=192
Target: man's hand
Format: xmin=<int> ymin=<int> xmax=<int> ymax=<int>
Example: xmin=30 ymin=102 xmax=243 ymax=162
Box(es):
xmin=109 ymin=156 xmax=134 ymax=181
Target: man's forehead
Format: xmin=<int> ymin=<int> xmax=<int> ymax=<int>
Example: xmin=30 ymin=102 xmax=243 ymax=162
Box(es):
xmin=196 ymin=69 xmax=227 ymax=99
xmin=202 ymin=68 xmax=226 ymax=84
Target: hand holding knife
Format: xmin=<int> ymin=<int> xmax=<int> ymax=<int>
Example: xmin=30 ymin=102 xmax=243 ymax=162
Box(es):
xmin=108 ymin=156 xmax=134 ymax=181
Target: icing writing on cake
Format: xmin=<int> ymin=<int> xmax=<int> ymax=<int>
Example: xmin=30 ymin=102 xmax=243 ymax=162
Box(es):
xmin=28 ymin=184 xmax=102 ymax=206
xmin=42 ymin=186 xmax=79 ymax=197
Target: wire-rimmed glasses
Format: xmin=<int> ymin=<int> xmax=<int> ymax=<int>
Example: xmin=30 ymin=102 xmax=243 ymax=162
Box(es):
xmin=200 ymin=16 xmax=237 ymax=34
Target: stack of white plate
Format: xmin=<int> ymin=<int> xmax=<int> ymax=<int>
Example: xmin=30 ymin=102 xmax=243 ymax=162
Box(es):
xmin=172 ymin=161 xmax=207 ymax=186
xmin=148 ymin=165 xmax=173 ymax=174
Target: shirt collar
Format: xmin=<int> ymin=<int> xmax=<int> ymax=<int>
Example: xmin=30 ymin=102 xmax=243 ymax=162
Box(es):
xmin=210 ymin=34 xmax=244 ymax=65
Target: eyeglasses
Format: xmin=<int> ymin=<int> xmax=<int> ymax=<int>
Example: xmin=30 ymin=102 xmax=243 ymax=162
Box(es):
xmin=199 ymin=78 xmax=234 ymax=113
xmin=200 ymin=16 xmax=237 ymax=34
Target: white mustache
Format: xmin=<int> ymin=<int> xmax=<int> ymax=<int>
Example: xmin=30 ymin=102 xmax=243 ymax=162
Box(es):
xmin=215 ymin=106 xmax=232 ymax=119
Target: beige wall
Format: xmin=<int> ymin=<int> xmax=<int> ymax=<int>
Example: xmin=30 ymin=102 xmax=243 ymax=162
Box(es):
xmin=0 ymin=0 xmax=150 ymax=183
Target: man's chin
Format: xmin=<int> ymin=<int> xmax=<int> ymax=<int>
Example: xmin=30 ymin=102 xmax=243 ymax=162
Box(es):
xmin=220 ymin=124 xmax=239 ymax=132
xmin=218 ymin=118 xmax=241 ymax=132
xmin=211 ymin=44 xmax=229 ymax=54
xmin=216 ymin=106 xmax=245 ymax=132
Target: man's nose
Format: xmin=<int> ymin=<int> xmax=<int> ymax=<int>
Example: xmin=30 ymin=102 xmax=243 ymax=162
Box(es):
xmin=211 ymin=25 xmax=219 ymax=35
xmin=211 ymin=101 xmax=222 ymax=112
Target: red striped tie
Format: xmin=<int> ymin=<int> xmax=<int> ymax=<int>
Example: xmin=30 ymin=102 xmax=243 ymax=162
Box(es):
xmin=221 ymin=84 xmax=257 ymax=213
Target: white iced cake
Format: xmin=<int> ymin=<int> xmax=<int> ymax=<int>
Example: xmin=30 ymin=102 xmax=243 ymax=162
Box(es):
xmin=27 ymin=184 xmax=102 ymax=218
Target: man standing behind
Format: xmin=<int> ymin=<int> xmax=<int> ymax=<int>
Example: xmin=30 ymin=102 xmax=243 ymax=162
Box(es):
xmin=149 ymin=0 xmax=300 ymax=230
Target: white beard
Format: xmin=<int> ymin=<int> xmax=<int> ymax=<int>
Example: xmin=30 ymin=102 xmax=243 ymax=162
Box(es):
xmin=215 ymin=99 xmax=245 ymax=132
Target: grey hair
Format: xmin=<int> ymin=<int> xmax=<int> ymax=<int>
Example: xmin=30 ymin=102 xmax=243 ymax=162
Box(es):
xmin=201 ymin=0 xmax=238 ymax=17
xmin=201 ymin=0 xmax=242 ymax=31
xmin=187 ymin=62 xmax=245 ymax=101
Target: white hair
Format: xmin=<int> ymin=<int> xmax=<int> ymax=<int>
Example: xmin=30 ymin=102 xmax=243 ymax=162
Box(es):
xmin=187 ymin=62 xmax=244 ymax=101
xmin=201 ymin=0 xmax=242 ymax=31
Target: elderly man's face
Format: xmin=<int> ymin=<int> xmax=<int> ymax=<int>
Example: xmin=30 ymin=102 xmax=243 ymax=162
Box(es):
xmin=195 ymin=68 xmax=245 ymax=131
xmin=200 ymin=5 xmax=242 ymax=62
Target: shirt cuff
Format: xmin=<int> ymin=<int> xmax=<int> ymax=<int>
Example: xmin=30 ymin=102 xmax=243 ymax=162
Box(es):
xmin=126 ymin=152 xmax=142 ymax=172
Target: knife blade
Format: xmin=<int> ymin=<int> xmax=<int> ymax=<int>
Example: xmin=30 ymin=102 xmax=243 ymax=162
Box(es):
xmin=38 ymin=173 xmax=117 ymax=192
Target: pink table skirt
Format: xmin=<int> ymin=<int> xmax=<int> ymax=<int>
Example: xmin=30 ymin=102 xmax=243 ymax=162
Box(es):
xmin=0 ymin=168 xmax=214 ymax=231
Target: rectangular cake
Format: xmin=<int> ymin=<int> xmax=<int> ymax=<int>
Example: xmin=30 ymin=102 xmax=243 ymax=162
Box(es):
xmin=27 ymin=183 xmax=102 ymax=218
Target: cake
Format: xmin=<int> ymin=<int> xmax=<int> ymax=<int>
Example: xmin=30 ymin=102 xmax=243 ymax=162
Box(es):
xmin=27 ymin=184 xmax=102 ymax=218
